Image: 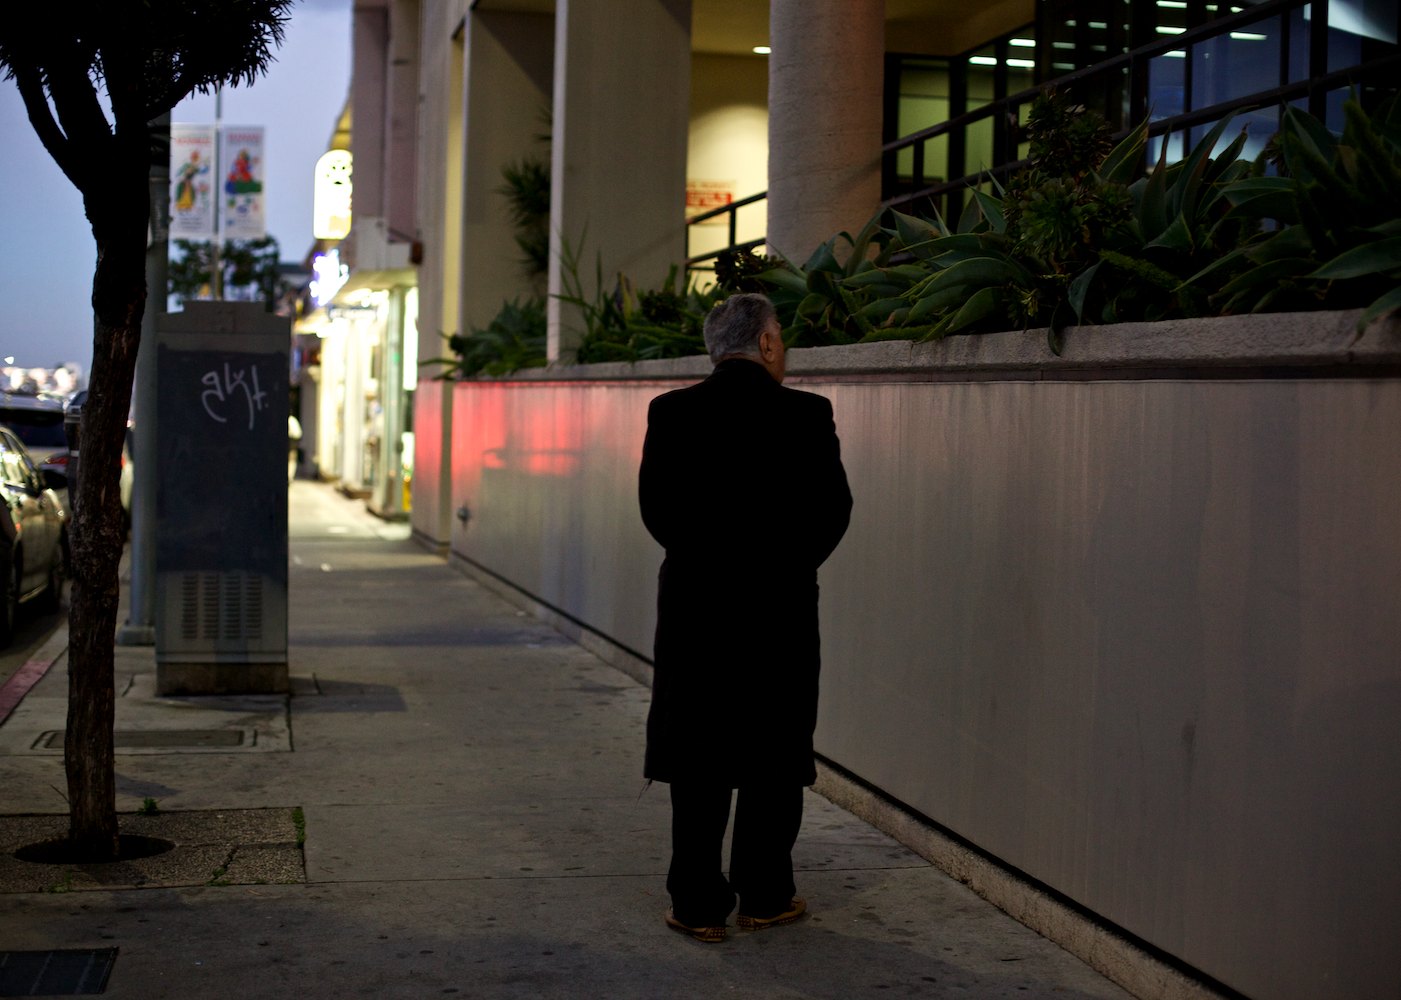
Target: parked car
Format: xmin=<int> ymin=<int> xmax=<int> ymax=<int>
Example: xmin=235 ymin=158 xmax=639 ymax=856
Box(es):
xmin=61 ymin=390 xmax=134 ymax=530
xmin=0 ymin=424 xmax=68 ymax=644
xmin=0 ymin=390 xmax=68 ymax=482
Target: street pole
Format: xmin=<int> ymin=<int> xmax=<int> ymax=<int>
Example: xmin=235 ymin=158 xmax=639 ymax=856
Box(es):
xmin=116 ymin=113 xmax=168 ymax=647
xmin=211 ymin=88 xmax=223 ymax=300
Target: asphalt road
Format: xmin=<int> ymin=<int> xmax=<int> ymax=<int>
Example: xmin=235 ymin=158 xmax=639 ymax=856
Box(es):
xmin=0 ymin=603 xmax=67 ymax=691
xmin=0 ymin=605 xmax=66 ymax=689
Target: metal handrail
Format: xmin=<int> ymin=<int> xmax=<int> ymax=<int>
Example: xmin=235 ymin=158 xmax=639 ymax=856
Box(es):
xmin=686 ymin=237 xmax=767 ymax=271
xmin=884 ymin=50 xmax=1401 ymax=214
xmin=686 ymin=0 xmax=1399 ymax=270
xmin=684 ymin=193 xmax=767 ymax=269
xmin=885 ymin=0 xmax=1308 ymax=159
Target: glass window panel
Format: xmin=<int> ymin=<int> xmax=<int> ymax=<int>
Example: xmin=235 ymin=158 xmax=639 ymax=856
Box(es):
xmin=1191 ymin=17 xmax=1282 ymax=109
xmin=1288 ymin=5 xmax=1311 ymax=80
xmin=922 ymin=133 xmax=950 ymax=187
xmin=1147 ymin=129 xmax=1191 ymax=165
xmin=1328 ymin=0 xmax=1398 ymax=45
xmin=965 ymin=114 xmax=996 ymax=175
xmin=1324 ymin=87 xmax=1350 ymax=131
xmin=1149 ymin=50 xmax=1187 ymax=122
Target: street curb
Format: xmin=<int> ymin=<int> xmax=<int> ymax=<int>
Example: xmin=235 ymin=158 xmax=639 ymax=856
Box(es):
xmin=0 ymin=625 xmax=68 ymax=727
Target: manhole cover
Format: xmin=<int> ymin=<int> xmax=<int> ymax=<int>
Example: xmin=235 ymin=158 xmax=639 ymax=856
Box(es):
xmin=0 ymin=949 xmax=116 ymax=996
xmin=36 ymin=729 xmax=246 ymax=750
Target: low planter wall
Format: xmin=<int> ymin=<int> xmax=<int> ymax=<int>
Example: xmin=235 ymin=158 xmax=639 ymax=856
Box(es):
xmin=442 ymin=310 xmax=1401 ymax=1000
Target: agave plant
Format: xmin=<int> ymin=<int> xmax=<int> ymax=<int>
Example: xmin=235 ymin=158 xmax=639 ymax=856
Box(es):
xmin=880 ymin=92 xmax=1154 ymax=348
xmin=1092 ymin=115 xmax=1260 ymax=322
xmin=560 ymin=237 xmax=721 ymax=364
xmin=750 ymin=89 xmax=1401 ymax=353
xmin=422 ymin=296 xmax=549 ymax=378
xmin=1193 ymin=97 xmax=1401 ymax=328
xmin=747 ymin=212 xmax=905 ymax=347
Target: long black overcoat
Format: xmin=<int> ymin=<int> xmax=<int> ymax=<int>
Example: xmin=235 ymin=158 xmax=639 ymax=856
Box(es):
xmin=638 ymin=358 xmax=852 ymax=787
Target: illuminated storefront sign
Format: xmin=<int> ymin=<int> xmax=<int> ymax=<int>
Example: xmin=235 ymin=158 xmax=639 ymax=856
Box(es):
xmin=313 ymin=150 xmax=354 ymax=240
xmin=310 ymin=249 xmax=349 ymax=307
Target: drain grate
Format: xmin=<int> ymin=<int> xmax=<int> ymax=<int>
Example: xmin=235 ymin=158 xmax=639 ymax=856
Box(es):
xmin=36 ymin=729 xmax=246 ymax=750
xmin=0 ymin=949 xmax=116 ymax=996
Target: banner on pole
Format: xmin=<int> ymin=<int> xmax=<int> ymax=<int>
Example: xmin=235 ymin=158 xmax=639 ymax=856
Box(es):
xmin=169 ymin=125 xmax=216 ymax=240
xmin=219 ymin=126 xmax=267 ymax=240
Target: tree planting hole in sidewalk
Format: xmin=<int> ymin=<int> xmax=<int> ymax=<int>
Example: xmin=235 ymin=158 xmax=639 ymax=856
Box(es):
xmin=13 ymin=835 xmax=175 ymax=865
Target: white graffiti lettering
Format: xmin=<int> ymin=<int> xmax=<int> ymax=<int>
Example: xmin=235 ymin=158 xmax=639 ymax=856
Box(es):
xmin=201 ymin=363 xmax=268 ymax=430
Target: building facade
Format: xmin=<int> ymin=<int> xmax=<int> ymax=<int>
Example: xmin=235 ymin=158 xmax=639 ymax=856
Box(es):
xmin=321 ymin=3 xmax=1401 ymax=997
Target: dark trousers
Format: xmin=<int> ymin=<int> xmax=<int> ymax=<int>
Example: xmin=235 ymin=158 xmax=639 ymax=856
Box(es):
xmin=666 ymin=783 xmax=803 ymax=926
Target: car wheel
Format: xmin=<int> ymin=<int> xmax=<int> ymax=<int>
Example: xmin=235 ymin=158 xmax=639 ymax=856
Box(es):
xmin=39 ymin=532 xmax=67 ymax=615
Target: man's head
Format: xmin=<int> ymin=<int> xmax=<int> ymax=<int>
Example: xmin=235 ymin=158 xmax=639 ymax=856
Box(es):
xmin=702 ymin=293 xmax=786 ymax=382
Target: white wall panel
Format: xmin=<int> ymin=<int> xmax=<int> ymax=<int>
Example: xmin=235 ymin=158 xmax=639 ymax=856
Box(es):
xmin=447 ymin=347 xmax=1401 ymax=1000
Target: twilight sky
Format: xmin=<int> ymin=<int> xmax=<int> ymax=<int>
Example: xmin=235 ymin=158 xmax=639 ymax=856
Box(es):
xmin=0 ymin=0 xmax=353 ymax=374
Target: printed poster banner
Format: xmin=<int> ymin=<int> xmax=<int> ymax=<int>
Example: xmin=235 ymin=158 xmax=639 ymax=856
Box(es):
xmin=219 ymin=126 xmax=266 ymax=240
xmin=169 ymin=124 xmax=216 ymax=240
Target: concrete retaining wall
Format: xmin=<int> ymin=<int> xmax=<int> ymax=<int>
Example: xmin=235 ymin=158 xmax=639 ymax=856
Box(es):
xmin=441 ymin=310 xmax=1401 ymax=1000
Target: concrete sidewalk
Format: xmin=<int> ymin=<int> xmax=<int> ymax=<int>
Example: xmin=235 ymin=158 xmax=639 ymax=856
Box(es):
xmin=0 ymin=480 xmax=1134 ymax=999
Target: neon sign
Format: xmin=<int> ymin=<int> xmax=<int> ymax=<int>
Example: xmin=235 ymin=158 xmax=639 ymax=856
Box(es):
xmin=310 ymin=249 xmax=349 ymax=307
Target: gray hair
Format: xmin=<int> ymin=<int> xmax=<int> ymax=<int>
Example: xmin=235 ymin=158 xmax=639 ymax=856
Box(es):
xmin=702 ymin=293 xmax=777 ymax=363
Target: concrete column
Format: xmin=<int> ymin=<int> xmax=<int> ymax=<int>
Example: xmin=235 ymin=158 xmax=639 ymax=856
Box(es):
xmin=415 ymin=3 xmax=465 ymax=353
xmin=384 ymin=0 xmax=421 ymax=240
xmin=409 ymin=0 xmax=468 ymax=548
xmin=351 ymin=3 xmax=388 ymax=224
xmin=461 ymin=10 xmax=554 ymax=334
xmin=767 ymin=0 xmax=885 ymax=263
xmin=547 ymin=0 xmax=691 ymax=361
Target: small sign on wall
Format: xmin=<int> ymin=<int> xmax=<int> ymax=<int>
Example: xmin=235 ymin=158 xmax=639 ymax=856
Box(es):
xmin=687 ymin=180 xmax=734 ymax=222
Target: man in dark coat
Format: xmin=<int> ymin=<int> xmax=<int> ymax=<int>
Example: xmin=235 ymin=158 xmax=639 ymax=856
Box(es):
xmin=638 ymin=292 xmax=852 ymax=943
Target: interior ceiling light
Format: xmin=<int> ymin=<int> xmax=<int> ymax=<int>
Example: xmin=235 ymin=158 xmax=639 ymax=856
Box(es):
xmin=753 ymin=45 xmax=771 ymax=54
xmin=1010 ymin=37 xmax=1036 ymax=46
xmin=970 ymin=55 xmax=998 ymax=65
xmin=1230 ymin=31 xmax=1268 ymax=39
xmin=1157 ymin=25 xmax=1187 ymax=33
xmin=1007 ymin=58 xmax=1036 ymax=68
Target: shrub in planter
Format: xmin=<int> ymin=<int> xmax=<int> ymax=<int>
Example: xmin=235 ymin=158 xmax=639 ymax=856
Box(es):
xmin=749 ymin=91 xmax=1401 ymax=352
xmin=425 ymin=296 xmax=547 ymax=378
xmin=1196 ymin=97 xmax=1401 ymax=328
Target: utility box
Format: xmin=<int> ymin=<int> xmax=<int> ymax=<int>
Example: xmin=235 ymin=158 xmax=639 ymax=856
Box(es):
xmin=154 ymin=302 xmax=289 ymax=695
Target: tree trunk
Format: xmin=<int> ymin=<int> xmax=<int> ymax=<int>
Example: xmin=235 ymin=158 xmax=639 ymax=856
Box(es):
xmin=63 ymin=165 xmax=149 ymax=862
